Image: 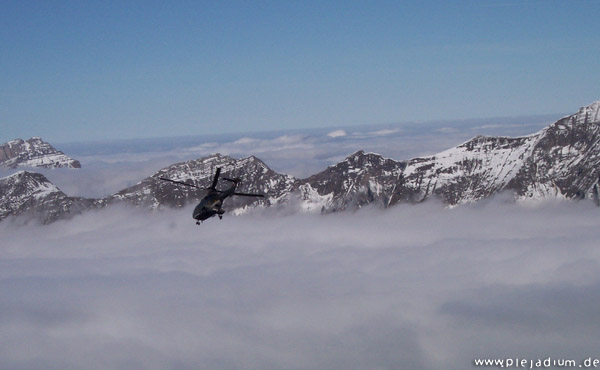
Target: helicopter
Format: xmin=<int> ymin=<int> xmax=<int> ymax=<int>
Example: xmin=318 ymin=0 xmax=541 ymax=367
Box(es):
xmin=159 ymin=167 xmax=265 ymax=224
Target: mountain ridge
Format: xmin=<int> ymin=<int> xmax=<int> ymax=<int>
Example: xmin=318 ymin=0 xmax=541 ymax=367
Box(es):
xmin=2 ymin=101 xmax=600 ymax=223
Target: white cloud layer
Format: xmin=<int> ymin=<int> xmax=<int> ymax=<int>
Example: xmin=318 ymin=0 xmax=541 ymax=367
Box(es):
xmin=1 ymin=200 xmax=599 ymax=369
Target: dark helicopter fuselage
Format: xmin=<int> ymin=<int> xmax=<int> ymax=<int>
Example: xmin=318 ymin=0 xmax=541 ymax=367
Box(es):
xmin=192 ymin=187 xmax=235 ymax=222
xmin=160 ymin=167 xmax=265 ymax=225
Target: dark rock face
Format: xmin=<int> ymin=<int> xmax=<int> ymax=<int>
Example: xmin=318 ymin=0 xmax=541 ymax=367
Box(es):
xmin=0 ymin=137 xmax=81 ymax=169
xmin=506 ymin=102 xmax=600 ymax=200
xmin=295 ymin=151 xmax=405 ymax=212
xmin=0 ymin=171 xmax=93 ymax=224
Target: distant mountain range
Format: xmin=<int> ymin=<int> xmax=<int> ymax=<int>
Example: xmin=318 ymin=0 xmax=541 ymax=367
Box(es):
xmin=2 ymin=101 xmax=599 ymax=224
xmin=0 ymin=137 xmax=81 ymax=169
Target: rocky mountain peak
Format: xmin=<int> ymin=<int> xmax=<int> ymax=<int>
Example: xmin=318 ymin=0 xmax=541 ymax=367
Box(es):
xmin=339 ymin=150 xmax=399 ymax=170
xmin=0 ymin=137 xmax=81 ymax=169
xmin=1 ymin=170 xmax=61 ymax=196
xmin=573 ymin=101 xmax=600 ymax=125
xmin=503 ymin=101 xmax=600 ymax=200
xmin=0 ymin=170 xmax=95 ymax=224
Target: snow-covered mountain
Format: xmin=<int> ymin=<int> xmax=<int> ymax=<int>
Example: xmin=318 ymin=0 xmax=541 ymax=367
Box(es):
xmin=0 ymin=171 xmax=94 ymax=223
xmin=0 ymin=137 xmax=81 ymax=169
xmin=296 ymin=150 xmax=403 ymax=212
xmin=2 ymin=101 xmax=600 ymax=223
xmin=103 ymin=153 xmax=296 ymax=215
xmin=505 ymin=102 xmax=600 ymax=201
xmin=297 ymin=101 xmax=600 ymax=210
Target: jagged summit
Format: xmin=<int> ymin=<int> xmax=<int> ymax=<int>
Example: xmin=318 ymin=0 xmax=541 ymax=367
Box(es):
xmin=0 ymin=137 xmax=81 ymax=169
xmin=0 ymin=171 xmax=93 ymax=223
xmin=4 ymin=170 xmax=28 ymax=179
xmin=1 ymin=170 xmax=62 ymax=194
xmin=571 ymin=101 xmax=600 ymax=125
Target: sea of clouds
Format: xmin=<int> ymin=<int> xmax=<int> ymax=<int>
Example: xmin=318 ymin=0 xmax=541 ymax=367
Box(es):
xmin=1 ymin=200 xmax=599 ymax=369
xmin=4 ymin=114 xmax=597 ymax=369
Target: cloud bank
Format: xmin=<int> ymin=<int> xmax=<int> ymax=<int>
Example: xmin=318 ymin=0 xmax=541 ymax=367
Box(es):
xmin=1 ymin=200 xmax=599 ymax=369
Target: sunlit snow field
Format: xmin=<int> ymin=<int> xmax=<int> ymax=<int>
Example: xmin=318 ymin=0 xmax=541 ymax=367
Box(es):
xmin=3 ymin=117 xmax=599 ymax=370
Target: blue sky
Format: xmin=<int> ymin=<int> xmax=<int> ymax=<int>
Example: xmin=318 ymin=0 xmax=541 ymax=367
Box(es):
xmin=1 ymin=0 xmax=599 ymax=143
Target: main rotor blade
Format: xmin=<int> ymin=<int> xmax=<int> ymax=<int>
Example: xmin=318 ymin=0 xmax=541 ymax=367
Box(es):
xmin=222 ymin=177 xmax=241 ymax=183
xmin=210 ymin=167 xmax=221 ymax=190
xmin=159 ymin=177 xmax=203 ymax=189
xmin=233 ymin=192 xmax=265 ymax=197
